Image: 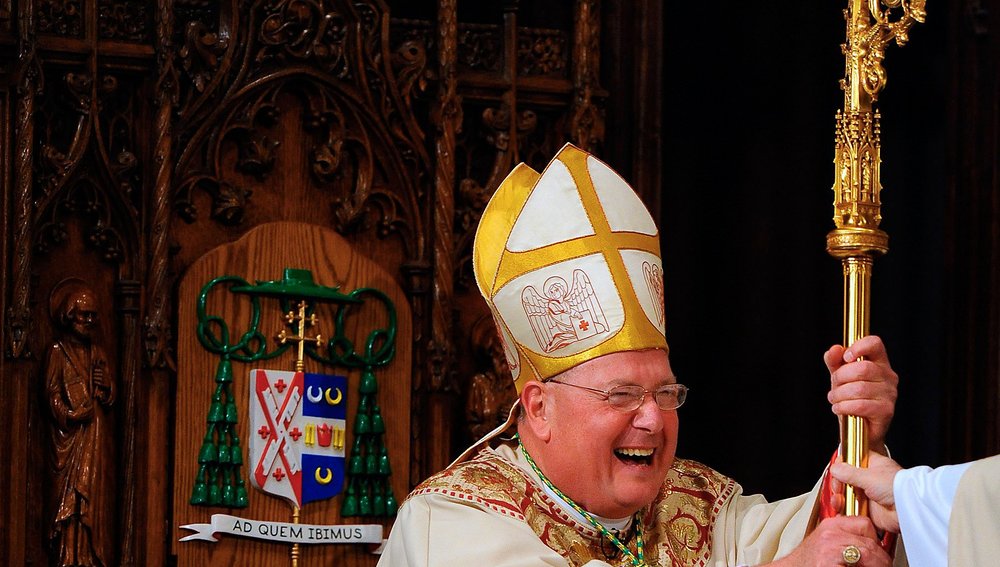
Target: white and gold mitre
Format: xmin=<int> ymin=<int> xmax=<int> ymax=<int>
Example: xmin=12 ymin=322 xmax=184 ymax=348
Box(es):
xmin=473 ymin=143 xmax=668 ymax=394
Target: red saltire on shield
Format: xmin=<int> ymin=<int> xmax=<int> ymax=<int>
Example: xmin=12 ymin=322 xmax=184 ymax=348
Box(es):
xmin=249 ymin=369 xmax=348 ymax=507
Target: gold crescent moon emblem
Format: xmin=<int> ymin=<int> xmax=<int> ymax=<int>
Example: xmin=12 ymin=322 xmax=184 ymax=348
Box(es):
xmin=314 ymin=467 xmax=333 ymax=484
xmin=306 ymin=385 xmax=323 ymax=403
xmin=325 ymin=387 xmax=343 ymax=405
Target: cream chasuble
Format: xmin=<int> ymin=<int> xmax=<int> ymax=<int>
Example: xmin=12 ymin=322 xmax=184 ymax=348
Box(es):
xmin=948 ymin=455 xmax=1000 ymax=567
xmin=377 ymin=443 xmax=875 ymax=566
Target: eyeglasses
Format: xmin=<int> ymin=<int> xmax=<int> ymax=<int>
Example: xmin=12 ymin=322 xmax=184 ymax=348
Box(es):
xmin=547 ymin=380 xmax=688 ymax=412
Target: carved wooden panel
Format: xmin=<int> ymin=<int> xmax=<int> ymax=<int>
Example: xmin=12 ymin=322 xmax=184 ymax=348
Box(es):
xmin=0 ymin=1 xmax=661 ymax=564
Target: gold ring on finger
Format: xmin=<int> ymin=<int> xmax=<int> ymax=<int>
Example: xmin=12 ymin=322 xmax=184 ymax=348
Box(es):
xmin=842 ymin=544 xmax=862 ymax=565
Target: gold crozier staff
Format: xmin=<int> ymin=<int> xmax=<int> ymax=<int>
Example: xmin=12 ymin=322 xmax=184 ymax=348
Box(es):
xmin=826 ymin=0 xmax=926 ymax=518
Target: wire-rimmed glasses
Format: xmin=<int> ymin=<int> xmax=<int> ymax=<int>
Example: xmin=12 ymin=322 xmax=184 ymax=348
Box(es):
xmin=547 ymin=380 xmax=688 ymax=412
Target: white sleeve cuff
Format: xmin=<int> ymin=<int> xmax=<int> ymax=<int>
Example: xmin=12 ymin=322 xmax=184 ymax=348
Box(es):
xmin=894 ymin=462 xmax=972 ymax=567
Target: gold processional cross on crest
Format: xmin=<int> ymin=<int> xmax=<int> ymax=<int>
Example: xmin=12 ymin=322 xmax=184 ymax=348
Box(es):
xmin=277 ymin=300 xmax=324 ymax=373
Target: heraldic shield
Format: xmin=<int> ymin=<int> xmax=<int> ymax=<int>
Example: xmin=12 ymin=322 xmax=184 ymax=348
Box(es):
xmin=249 ymin=369 xmax=348 ymax=508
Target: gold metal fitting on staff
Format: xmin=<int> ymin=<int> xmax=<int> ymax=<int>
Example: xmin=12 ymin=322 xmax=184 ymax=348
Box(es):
xmin=827 ymin=0 xmax=925 ymax=517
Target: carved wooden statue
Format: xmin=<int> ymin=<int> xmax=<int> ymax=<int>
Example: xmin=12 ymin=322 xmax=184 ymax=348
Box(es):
xmin=45 ymin=280 xmax=116 ymax=567
xmin=465 ymin=316 xmax=517 ymax=441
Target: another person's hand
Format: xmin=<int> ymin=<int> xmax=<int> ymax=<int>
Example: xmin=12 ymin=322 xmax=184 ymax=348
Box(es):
xmin=831 ymin=452 xmax=903 ymax=533
xmin=769 ymin=515 xmax=891 ymax=567
xmin=824 ymin=335 xmax=899 ymax=451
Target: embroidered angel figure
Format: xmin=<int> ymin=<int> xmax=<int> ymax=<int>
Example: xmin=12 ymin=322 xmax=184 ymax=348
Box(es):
xmin=643 ymin=261 xmax=665 ymax=327
xmin=521 ymin=270 xmax=609 ymax=353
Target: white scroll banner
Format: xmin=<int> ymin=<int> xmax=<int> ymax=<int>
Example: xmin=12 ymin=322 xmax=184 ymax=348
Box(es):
xmin=180 ymin=514 xmax=383 ymax=545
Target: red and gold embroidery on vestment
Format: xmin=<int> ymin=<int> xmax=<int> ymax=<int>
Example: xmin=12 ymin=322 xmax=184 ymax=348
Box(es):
xmin=410 ymin=449 xmax=737 ymax=566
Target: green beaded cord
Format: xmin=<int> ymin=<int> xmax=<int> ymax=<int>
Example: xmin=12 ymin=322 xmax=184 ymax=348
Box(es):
xmin=341 ymin=368 xmax=396 ymax=517
xmin=517 ymin=435 xmax=646 ymax=566
xmin=190 ymin=357 xmax=249 ymax=507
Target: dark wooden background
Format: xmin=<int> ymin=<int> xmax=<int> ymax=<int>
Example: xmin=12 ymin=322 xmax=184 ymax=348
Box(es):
xmin=0 ymin=0 xmax=996 ymax=565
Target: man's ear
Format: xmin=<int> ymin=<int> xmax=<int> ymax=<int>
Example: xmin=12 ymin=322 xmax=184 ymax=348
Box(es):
xmin=520 ymin=381 xmax=551 ymax=442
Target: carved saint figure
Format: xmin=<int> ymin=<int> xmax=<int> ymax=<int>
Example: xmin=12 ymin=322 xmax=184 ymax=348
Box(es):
xmin=46 ymin=280 xmax=115 ymax=567
xmin=465 ymin=317 xmax=517 ymax=441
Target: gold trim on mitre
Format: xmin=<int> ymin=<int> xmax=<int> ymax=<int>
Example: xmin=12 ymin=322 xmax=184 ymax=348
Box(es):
xmin=473 ymin=143 xmax=668 ymax=394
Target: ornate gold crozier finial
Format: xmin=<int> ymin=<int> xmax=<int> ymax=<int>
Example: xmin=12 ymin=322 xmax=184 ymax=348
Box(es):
xmin=827 ymin=0 xmax=925 ymax=518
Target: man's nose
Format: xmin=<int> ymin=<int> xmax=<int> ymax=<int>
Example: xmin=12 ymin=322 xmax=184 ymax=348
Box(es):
xmin=631 ymin=394 xmax=664 ymax=433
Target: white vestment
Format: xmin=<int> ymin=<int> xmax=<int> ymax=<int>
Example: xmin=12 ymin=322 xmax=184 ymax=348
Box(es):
xmin=896 ymin=454 xmax=1000 ymax=567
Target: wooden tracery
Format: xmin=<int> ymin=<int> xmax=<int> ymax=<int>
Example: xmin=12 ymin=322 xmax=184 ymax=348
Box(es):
xmin=0 ymin=1 xmax=663 ymax=565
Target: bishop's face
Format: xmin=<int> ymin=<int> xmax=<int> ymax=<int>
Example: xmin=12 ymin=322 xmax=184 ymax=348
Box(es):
xmin=529 ymin=349 xmax=679 ymax=519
